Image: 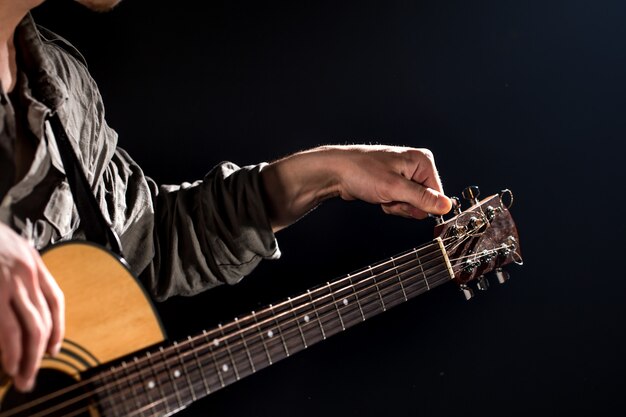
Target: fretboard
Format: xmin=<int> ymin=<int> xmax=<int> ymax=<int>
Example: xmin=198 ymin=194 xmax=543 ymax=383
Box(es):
xmin=94 ymin=237 xmax=453 ymax=417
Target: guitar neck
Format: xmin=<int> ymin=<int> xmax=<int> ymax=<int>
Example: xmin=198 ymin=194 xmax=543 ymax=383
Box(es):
xmin=94 ymin=238 xmax=454 ymax=416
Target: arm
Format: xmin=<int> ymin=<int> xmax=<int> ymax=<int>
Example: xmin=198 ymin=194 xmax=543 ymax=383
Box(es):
xmin=261 ymin=144 xmax=452 ymax=232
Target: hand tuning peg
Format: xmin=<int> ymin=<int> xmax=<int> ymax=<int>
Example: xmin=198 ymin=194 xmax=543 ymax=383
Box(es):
xmin=494 ymin=268 xmax=510 ymax=284
xmin=462 ymin=185 xmax=480 ymax=205
xmin=460 ymin=284 xmax=474 ymax=301
xmin=428 ymin=213 xmax=445 ymax=225
xmin=451 ymin=196 xmax=462 ymax=215
xmin=477 ymin=275 xmax=490 ymax=291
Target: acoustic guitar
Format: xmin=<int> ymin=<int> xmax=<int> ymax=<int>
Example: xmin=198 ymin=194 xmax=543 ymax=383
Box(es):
xmin=0 ymin=187 xmax=522 ymax=417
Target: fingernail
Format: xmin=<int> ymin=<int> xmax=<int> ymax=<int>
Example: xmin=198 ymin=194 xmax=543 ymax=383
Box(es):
xmin=436 ymin=196 xmax=451 ymax=212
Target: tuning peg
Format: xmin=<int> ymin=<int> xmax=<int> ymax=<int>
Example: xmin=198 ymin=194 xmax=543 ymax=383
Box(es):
xmin=428 ymin=213 xmax=445 ymax=224
xmin=460 ymin=284 xmax=474 ymax=300
xmin=462 ymin=185 xmax=480 ymax=205
xmin=451 ymin=196 xmax=462 ymax=215
xmin=477 ymin=275 xmax=490 ymax=291
xmin=494 ymin=268 xmax=510 ymax=284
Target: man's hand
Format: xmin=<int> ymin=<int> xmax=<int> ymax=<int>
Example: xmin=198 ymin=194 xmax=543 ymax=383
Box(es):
xmin=0 ymin=222 xmax=64 ymax=392
xmin=261 ymin=144 xmax=452 ymax=232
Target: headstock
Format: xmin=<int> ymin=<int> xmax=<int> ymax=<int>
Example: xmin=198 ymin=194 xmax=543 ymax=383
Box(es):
xmin=433 ymin=186 xmax=522 ymax=300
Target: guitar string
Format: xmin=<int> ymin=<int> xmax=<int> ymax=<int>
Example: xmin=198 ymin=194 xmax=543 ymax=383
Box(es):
xmin=0 ymin=234 xmax=478 ymax=416
xmin=19 ymin=205 xmax=506 ymax=415
xmin=31 ymin=260 xmax=459 ymax=417
xmin=125 ymin=269 xmax=458 ymax=417
xmin=59 ymin=204 xmax=513 ymax=416
xmin=22 ymin=245 xmax=491 ymax=417
xmin=111 ymin=253 xmax=479 ymax=417
xmin=22 ymin=260 xmax=451 ymax=417
xmin=4 ymin=235 xmax=479 ymax=417
xmin=4 ymin=242 xmax=450 ymax=417
xmin=1 ymin=235 xmax=458 ymax=417
xmin=132 ymin=239 xmax=511 ymax=417
xmin=3 ymin=234 xmax=492 ymax=417
xmin=115 ymin=253 xmax=453 ymax=413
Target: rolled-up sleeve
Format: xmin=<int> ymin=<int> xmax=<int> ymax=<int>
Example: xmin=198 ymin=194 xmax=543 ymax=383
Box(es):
xmin=138 ymin=161 xmax=281 ymax=301
xmin=32 ymin=21 xmax=280 ymax=302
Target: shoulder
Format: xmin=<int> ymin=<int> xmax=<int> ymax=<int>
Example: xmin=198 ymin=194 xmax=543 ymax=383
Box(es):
xmin=36 ymin=24 xmax=89 ymax=69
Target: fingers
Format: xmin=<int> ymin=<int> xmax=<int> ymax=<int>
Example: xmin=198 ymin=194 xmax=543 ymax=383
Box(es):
xmin=0 ymin=285 xmax=22 ymax=379
xmin=10 ymin=277 xmax=46 ymax=392
xmin=382 ymin=201 xmax=428 ymax=219
xmin=401 ymin=148 xmax=451 ymax=215
xmin=0 ymin=249 xmax=64 ymax=393
xmin=382 ymin=174 xmax=451 ymax=217
xmin=37 ymin=254 xmax=64 ymax=356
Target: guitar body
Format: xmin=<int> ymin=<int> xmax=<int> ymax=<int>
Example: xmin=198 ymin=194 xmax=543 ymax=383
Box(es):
xmin=0 ymin=242 xmax=165 ymax=416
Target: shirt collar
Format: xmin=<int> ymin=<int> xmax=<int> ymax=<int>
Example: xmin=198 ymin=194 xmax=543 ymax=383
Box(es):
xmin=14 ymin=13 xmax=68 ymax=111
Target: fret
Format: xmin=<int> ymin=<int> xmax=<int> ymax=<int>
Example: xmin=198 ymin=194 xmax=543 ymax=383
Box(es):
xmin=369 ymin=261 xmax=412 ymax=311
xmin=333 ymin=280 xmax=366 ymax=329
xmin=306 ymin=289 xmax=326 ymax=341
xmin=421 ymin=245 xmax=444 ymax=285
xmin=271 ymin=301 xmax=307 ymax=356
xmin=300 ymin=290 xmax=325 ymax=345
xmin=308 ymin=284 xmax=343 ymax=339
xmin=129 ymin=356 xmax=157 ymax=415
xmin=391 ymin=256 xmax=408 ymax=301
xmin=251 ymin=312 xmax=274 ymax=365
xmin=415 ymin=250 xmax=429 ymax=290
xmin=239 ymin=312 xmax=271 ymax=371
xmin=188 ymin=335 xmax=211 ymax=395
xmin=268 ymin=304 xmax=290 ymax=356
xmin=288 ymin=297 xmax=308 ymax=348
xmin=368 ymin=266 xmax=387 ymax=312
xmin=119 ymin=361 xmax=143 ymax=416
xmin=328 ymin=282 xmax=346 ymax=331
xmin=218 ymin=324 xmax=241 ymax=382
xmin=350 ymin=269 xmax=384 ymax=319
xmin=255 ymin=307 xmax=289 ymax=362
xmin=159 ymin=346 xmax=185 ymax=411
xmin=96 ymin=369 xmax=124 ymax=417
xmin=347 ymin=273 xmax=366 ymax=321
xmin=234 ymin=317 xmax=257 ymax=374
xmin=173 ymin=341 xmax=197 ymax=403
xmin=203 ymin=330 xmax=226 ymax=389
xmin=145 ymin=350 xmax=171 ymax=416
xmin=394 ymin=248 xmax=430 ymax=289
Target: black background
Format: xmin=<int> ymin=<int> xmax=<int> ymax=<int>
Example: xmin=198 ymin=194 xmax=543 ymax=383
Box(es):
xmin=32 ymin=0 xmax=625 ymax=416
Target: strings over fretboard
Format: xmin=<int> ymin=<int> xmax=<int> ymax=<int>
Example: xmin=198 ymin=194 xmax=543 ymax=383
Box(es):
xmin=86 ymin=238 xmax=453 ymax=417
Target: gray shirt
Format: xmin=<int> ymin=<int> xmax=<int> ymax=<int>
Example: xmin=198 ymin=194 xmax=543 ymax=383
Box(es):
xmin=0 ymin=14 xmax=280 ymax=301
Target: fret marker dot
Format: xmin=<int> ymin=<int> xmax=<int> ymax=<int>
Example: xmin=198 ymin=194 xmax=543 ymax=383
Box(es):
xmin=213 ymin=338 xmax=220 ymax=347
xmin=342 ymin=298 xmax=349 ymax=306
xmin=147 ymin=380 xmax=155 ymax=389
xmin=173 ymin=370 xmax=181 ymax=378
xmin=222 ymin=364 xmax=229 ymax=372
xmin=303 ymin=315 xmax=310 ymax=323
xmin=267 ymin=330 xmax=274 ymax=338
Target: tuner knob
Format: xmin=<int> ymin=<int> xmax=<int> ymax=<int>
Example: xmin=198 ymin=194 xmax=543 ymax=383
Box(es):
xmin=462 ymin=185 xmax=480 ymax=205
xmin=460 ymin=284 xmax=474 ymax=301
xmin=494 ymin=268 xmax=510 ymax=284
xmin=477 ymin=275 xmax=490 ymax=291
xmin=428 ymin=213 xmax=445 ymax=225
xmin=451 ymin=196 xmax=462 ymax=215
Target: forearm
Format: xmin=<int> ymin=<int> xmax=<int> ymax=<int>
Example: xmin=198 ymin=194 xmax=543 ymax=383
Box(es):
xmin=260 ymin=144 xmax=452 ymax=233
xmin=260 ymin=146 xmax=342 ymax=232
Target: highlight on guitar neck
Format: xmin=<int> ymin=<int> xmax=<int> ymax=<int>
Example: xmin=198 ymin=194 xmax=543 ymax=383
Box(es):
xmin=432 ymin=186 xmax=523 ymax=300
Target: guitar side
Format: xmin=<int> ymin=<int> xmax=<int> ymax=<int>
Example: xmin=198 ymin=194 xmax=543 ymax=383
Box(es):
xmin=0 ymin=241 xmax=166 ymax=414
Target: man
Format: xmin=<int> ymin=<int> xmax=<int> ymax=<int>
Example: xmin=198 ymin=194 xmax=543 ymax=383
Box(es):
xmin=0 ymin=0 xmax=452 ymax=394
